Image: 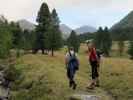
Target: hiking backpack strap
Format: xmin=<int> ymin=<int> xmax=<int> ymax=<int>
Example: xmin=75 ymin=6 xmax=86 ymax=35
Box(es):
xmin=69 ymin=51 xmax=76 ymax=58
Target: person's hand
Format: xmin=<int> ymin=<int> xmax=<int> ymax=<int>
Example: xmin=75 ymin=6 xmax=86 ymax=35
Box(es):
xmin=65 ymin=64 xmax=68 ymax=69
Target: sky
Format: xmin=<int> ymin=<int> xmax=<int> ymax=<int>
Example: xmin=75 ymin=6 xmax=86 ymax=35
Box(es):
xmin=0 ymin=0 xmax=133 ymax=29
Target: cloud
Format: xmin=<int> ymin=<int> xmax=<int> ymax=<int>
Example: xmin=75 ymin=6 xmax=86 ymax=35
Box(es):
xmin=45 ymin=0 xmax=133 ymax=11
xmin=0 ymin=0 xmax=43 ymax=22
xmin=45 ymin=0 xmax=113 ymax=10
xmin=0 ymin=0 xmax=132 ymax=27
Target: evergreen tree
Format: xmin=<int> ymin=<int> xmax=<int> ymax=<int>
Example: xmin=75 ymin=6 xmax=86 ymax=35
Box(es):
xmin=118 ymin=41 xmax=125 ymax=56
xmin=128 ymin=41 xmax=133 ymax=59
xmin=22 ymin=30 xmax=35 ymax=51
xmin=67 ymin=30 xmax=80 ymax=52
xmin=48 ymin=9 xmax=63 ymax=56
xmin=33 ymin=2 xmax=51 ymax=54
xmin=94 ymin=27 xmax=104 ymax=49
xmin=10 ymin=22 xmax=23 ymax=49
xmin=11 ymin=23 xmax=23 ymax=57
xmin=94 ymin=27 xmax=112 ymax=56
xmin=0 ymin=21 xmax=12 ymax=58
xmin=117 ymin=33 xmax=126 ymax=56
xmin=103 ymin=27 xmax=112 ymax=56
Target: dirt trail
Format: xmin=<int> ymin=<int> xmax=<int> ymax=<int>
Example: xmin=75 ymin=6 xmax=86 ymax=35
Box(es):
xmin=70 ymin=89 xmax=114 ymax=100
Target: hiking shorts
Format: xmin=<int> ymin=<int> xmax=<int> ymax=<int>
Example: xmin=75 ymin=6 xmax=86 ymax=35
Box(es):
xmin=90 ymin=61 xmax=99 ymax=79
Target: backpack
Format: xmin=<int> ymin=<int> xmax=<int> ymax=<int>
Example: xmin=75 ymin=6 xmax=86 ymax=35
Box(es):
xmin=68 ymin=52 xmax=79 ymax=70
xmin=96 ymin=50 xmax=103 ymax=60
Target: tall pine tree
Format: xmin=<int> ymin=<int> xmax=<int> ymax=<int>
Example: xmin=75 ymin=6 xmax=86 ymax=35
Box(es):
xmin=67 ymin=30 xmax=80 ymax=52
xmin=0 ymin=22 xmax=12 ymax=58
xmin=94 ymin=27 xmax=104 ymax=49
xmin=48 ymin=9 xmax=63 ymax=56
xmin=33 ymin=2 xmax=51 ymax=54
xmin=94 ymin=27 xmax=112 ymax=56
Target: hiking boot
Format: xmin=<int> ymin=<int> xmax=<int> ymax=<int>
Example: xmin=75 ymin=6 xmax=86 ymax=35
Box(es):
xmin=86 ymin=83 xmax=95 ymax=90
xmin=73 ymin=83 xmax=77 ymax=90
xmin=95 ymin=79 xmax=100 ymax=87
xmin=69 ymin=81 xmax=73 ymax=88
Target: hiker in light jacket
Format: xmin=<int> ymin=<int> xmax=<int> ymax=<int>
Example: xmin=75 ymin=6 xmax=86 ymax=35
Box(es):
xmin=65 ymin=47 xmax=79 ymax=90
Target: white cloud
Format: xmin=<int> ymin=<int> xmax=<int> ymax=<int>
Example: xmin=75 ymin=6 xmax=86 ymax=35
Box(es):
xmin=0 ymin=0 xmax=132 ymax=27
xmin=0 ymin=0 xmax=43 ymax=22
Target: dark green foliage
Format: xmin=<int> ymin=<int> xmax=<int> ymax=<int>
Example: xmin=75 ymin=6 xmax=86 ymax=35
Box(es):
xmin=48 ymin=9 xmax=63 ymax=56
xmin=128 ymin=41 xmax=133 ymax=59
xmin=33 ymin=2 xmax=51 ymax=54
xmin=67 ymin=30 xmax=80 ymax=52
xmin=0 ymin=21 xmax=12 ymax=58
xmin=118 ymin=41 xmax=125 ymax=56
xmin=111 ymin=11 xmax=133 ymax=41
xmin=4 ymin=65 xmax=21 ymax=81
xmin=21 ymin=30 xmax=35 ymax=51
xmin=112 ymin=11 xmax=133 ymax=30
xmin=111 ymin=28 xmax=132 ymax=41
xmin=33 ymin=3 xmax=63 ymax=55
xmin=9 ymin=22 xmax=23 ymax=49
xmin=94 ymin=27 xmax=112 ymax=56
xmin=78 ymin=32 xmax=95 ymax=43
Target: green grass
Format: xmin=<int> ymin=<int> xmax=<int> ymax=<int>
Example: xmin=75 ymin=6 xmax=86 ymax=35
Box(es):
xmin=100 ymin=57 xmax=133 ymax=100
xmin=10 ymin=45 xmax=133 ymax=100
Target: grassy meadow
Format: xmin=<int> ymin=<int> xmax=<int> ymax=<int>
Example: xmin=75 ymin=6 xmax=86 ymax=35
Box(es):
xmin=10 ymin=43 xmax=133 ymax=100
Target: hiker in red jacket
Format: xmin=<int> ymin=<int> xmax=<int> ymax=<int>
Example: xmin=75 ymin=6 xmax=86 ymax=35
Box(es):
xmin=87 ymin=42 xmax=99 ymax=89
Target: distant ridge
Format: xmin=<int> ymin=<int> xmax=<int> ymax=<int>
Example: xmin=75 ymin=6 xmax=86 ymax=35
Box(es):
xmin=60 ymin=24 xmax=72 ymax=39
xmin=75 ymin=25 xmax=96 ymax=34
xmin=0 ymin=15 xmax=7 ymax=23
xmin=111 ymin=11 xmax=133 ymax=30
xmin=18 ymin=19 xmax=35 ymax=31
xmin=60 ymin=24 xmax=96 ymax=39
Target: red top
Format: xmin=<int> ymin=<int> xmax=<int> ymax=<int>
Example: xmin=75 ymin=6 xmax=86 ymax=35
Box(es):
xmin=89 ymin=48 xmax=98 ymax=62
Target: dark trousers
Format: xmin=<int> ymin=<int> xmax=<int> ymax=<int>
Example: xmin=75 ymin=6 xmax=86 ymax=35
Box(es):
xmin=90 ymin=61 xmax=99 ymax=79
xmin=67 ymin=65 xmax=76 ymax=84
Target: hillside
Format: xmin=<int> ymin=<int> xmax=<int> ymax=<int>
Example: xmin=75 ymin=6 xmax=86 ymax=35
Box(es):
xmin=10 ymin=45 xmax=133 ymax=100
xmin=0 ymin=15 xmax=7 ymax=23
xmin=18 ymin=19 xmax=35 ymax=31
xmin=60 ymin=24 xmax=72 ymax=39
xmin=112 ymin=11 xmax=133 ymax=30
xmin=75 ymin=25 xmax=96 ymax=34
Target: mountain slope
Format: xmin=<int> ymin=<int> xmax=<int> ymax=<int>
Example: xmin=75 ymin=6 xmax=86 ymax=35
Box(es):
xmin=75 ymin=25 xmax=96 ymax=34
xmin=18 ymin=19 xmax=35 ymax=31
xmin=60 ymin=24 xmax=72 ymax=39
xmin=112 ymin=11 xmax=133 ymax=30
xmin=60 ymin=24 xmax=72 ymax=34
xmin=0 ymin=15 xmax=7 ymax=23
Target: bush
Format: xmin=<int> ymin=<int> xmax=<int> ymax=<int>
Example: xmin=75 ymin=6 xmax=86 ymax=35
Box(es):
xmin=4 ymin=65 xmax=21 ymax=81
xmin=128 ymin=41 xmax=133 ymax=59
xmin=0 ymin=24 xmax=12 ymax=58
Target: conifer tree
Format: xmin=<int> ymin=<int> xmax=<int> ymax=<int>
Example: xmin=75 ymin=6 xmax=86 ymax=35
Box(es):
xmin=128 ymin=41 xmax=133 ymax=59
xmin=48 ymin=9 xmax=63 ymax=56
xmin=0 ymin=20 xmax=12 ymax=58
xmin=33 ymin=2 xmax=51 ymax=54
xmin=94 ymin=27 xmax=112 ymax=56
xmin=67 ymin=30 xmax=80 ymax=52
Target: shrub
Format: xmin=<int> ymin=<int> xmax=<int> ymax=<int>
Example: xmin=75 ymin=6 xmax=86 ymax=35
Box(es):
xmin=4 ymin=65 xmax=21 ymax=82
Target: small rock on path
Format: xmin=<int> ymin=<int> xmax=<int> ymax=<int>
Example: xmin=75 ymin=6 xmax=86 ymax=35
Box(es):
xmin=70 ymin=94 xmax=100 ymax=100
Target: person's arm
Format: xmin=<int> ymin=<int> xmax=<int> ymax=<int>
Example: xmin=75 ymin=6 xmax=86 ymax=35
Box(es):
xmin=75 ymin=53 xmax=79 ymax=65
xmin=65 ymin=53 xmax=69 ymax=68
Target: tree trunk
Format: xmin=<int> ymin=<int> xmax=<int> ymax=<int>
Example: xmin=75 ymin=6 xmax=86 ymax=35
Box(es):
xmin=41 ymin=48 xmax=44 ymax=54
xmin=51 ymin=48 xmax=54 ymax=56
